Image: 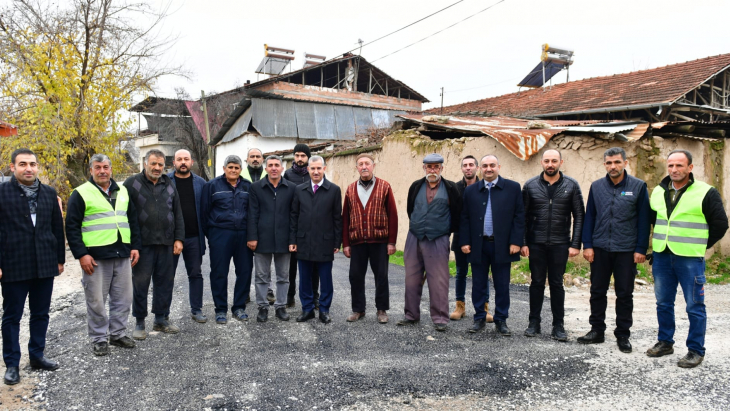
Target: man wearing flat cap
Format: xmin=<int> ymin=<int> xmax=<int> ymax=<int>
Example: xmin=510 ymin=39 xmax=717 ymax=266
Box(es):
xmin=398 ymin=153 xmax=462 ymax=331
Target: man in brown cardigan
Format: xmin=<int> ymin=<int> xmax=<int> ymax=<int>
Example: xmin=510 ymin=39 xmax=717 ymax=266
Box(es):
xmin=342 ymin=154 xmax=398 ymax=324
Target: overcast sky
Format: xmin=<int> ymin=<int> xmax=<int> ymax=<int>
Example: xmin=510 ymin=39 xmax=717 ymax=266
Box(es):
xmin=142 ymin=0 xmax=730 ymax=116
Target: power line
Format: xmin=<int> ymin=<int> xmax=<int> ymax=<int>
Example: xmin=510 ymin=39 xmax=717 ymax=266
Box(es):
xmin=342 ymin=0 xmax=468 ymax=55
xmin=371 ymin=0 xmax=506 ymax=63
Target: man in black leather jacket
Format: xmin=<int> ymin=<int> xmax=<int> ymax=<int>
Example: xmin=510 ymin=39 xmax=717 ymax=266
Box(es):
xmin=520 ymin=149 xmax=585 ymax=341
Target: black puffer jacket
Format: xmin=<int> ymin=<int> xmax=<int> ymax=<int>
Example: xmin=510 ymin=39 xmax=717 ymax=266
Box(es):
xmin=522 ymin=172 xmax=585 ymax=248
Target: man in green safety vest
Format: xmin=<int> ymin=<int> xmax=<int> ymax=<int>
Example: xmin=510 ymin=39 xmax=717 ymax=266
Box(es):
xmin=240 ymin=148 xmax=267 ymax=183
xmin=66 ymin=154 xmax=142 ymax=356
xmin=646 ymin=149 xmax=728 ymax=368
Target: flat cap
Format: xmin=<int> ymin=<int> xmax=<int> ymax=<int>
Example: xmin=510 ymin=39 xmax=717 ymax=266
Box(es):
xmin=423 ymin=153 xmax=444 ymax=164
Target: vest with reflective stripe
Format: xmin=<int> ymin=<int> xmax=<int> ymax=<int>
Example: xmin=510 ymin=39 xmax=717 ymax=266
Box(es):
xmin=650 ymin=180 xmax=711 ymax=257
xmin=76 ymin=182 xmax=131 ymax=247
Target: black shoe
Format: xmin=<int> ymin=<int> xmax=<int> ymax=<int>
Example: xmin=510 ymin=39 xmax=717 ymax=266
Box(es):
xmin=524 ymin=320 xmax=541 ymax=337
xmin=678 ymin=350 xmax=704 ymax=368
xmin=109 ymin=336 xmax=136 ymax=348
xmin=617 ymin=336 xmax=632 ymax=353
xmin=396 ymin=318 xmax=419 ymax=326
xmin=297 ymin=310 xmax=315 ymax=322
xmin=267 ymin=289 xmax=275 ymax=305
xmin=319 ymin=311 xmax=332 ymax=324
xmin=191 ymin=311 xmax=208 ymax=323
xmin=276 ymin=307 xmax=290 ymax=321
xmin=551 ymin=323 xmax=568 ymax=342
xmin=494 ymin=321 xmax=512 ymax=336
xmin=434 ymin=323 xmax=448 ymax=332
xmin=468 ymin=319 xmax=486 ymax=333
xmin=646 ymin=341 xmax=674 ymax=357
xmin=286 ymin=296 xmax=296 ymax=308
xmin=93 ymin=342 xmax=110 ymax=356
xmin=577 ymin=330 xmax=605 ymax=344
xmin=3 ymin=367 xmax=19 ymax=385
xmin=314 ymin=300 xmax=320 ymax=311
xmin=29 ymin=357 xmax=59 ymax=371
xmin=257 ymin=307 xmax=269 ymax=322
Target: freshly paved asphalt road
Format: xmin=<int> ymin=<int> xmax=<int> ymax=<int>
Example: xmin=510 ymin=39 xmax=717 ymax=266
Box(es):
xmin=34 ymin=253 xmax=730 ymax=410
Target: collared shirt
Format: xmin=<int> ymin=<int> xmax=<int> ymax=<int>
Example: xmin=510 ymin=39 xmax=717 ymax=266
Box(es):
xmin=668 ymin=180 xmax=689 ymax=205
xmin=357 ymin=177 xmax=376 ymax=208
xmin=426 ymin=178 xmax=441 ymax=204
xmin=311 ymin=179 xmax=323 ymax=193
xmin=483 ymin=177 xmax=498 ymax=236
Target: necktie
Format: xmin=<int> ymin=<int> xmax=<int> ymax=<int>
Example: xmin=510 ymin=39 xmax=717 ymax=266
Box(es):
xmin=313 ymin=184 xmax=319 ymax=194
xmin=484 ymin=182 xmax=493 ymax=236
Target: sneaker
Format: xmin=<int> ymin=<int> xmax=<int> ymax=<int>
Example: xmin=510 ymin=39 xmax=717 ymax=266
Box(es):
xmin=216 ymin=312 xmax=227 ymax=324
xmin=109 ymin=336 xmax=136 ymax=348
xmin=93 ymin=342 xmax=109 ymax=356
xmin=233 ymin=309 xmax=249 ymax=322
xmin=646 ymin=341 xmax=674 ymax=357
xmin=678 ymin=350 xmax=704 ymax=368
xmin=267 ymin=289 xmax=276 ymax=305
xmin=191 ymin=311 xmax=208 ymax=323
xmin=132 ymin=323 xmax=147 ymax=340
xmin=152 ymin=319 xmax=180 ymax=334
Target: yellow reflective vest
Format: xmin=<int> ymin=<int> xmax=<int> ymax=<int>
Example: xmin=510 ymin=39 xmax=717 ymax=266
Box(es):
xmin=75 ymin=182 xmax=131 ymax=247
xmin=650 ymin=180 xmax=711 ymax=257
xmin=241 ymin=167 xmax=266 ymax=183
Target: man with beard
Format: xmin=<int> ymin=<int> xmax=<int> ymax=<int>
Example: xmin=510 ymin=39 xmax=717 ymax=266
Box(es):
xmin=578 ymin=147 xmax=650 ymax=353
xmin=167 ymin=149 xmax=208 ymax=323
xmin=241 ymin=148 xmax=267 ymax=183
xmin=283 ymin=144 xmax=318 ymax=309
xmin=460 ymin=154 xmax=524 ymax=336
xmin=521 ymin=149 xmax=584 ymax=341
xmin=398 ymin=154 xmax=461 ymax=332
xmin=124 ymin=149 xmax=185 ymax=339
xmin=1 ymin=148 xmax=65 ymax=384
xmin=450 ymin=155 xmax=487 ymax=321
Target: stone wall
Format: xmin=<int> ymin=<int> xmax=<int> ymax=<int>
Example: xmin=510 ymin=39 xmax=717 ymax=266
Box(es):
xmin=326 ymin=130 xmax=730 ymax=256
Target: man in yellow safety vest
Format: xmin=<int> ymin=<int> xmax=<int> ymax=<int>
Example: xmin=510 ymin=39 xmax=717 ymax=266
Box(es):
xmin=646 ymin=149 xmax=728 ymax=368
xmin=66 ymin=154 xmax=141 ymax=356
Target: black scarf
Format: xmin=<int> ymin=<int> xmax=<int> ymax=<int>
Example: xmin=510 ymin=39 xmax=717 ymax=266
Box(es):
xmin=18 ymin=178 xmax=40 ymax=214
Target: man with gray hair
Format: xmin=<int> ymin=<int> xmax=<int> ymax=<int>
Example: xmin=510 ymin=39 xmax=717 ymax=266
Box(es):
xmin=201 ymin=155 xmax=253 ymax=323
xmin=248 ymin=155 xmax=295 ymax=322
xmin=578 ymin=147 xmax=651 ymax=353
xmin=398 ymin=153 xmax=462 ymax=332
xmin=66 ymin=154 xmax=142 ymax=355
xmin=124 ymin=149 xmax=185 ymax=340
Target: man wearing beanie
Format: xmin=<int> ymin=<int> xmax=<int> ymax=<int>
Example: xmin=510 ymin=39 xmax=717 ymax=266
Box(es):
xmin=283 ymin=143 xmax=318 ymax=308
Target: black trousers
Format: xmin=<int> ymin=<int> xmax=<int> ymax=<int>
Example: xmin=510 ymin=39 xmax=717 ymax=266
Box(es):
xmin=132 ymin=244 xmax=174 ymax=320
xmin=1 ymin=277 xmax=54 ymax=367
xmin=589 ymin=247 xmax=636 ymax=337
xmin=349 ymin=243 xmax=390 ymax=312
xmin=173 ymin=237 xmax=204 ymax=314
xmin=288 ymin=251 xmax=319 ymax=300
xmin=528 ymin=243 xmax=568 ymax=325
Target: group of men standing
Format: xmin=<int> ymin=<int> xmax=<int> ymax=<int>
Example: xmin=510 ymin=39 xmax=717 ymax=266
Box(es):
xmin=0 ymin=142 xmax=726 ymax=385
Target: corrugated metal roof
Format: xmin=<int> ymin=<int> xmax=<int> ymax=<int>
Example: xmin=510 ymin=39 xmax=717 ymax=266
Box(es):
xmin=398 ymin=114 xmax=649 ymax=160
xmin=0 ymin=121 xmax=18 ymax=137
xmin=219 ymin=98 xmax=405 ymax=144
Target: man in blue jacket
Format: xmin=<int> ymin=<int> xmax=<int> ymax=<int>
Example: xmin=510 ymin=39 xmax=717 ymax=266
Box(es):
xmin=578 ymin=147 xmax=651 ymax=354
xmin=460 ymin=154 xmax=525 ymax=336
xmin=168 ymin=149 xmax=208 ymax=323
xmin=200 ymin=155 xmax=253 ymax=324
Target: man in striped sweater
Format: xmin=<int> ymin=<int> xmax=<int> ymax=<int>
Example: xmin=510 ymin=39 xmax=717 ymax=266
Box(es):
xmin=342 ymin=154 xmax=398 ymax=324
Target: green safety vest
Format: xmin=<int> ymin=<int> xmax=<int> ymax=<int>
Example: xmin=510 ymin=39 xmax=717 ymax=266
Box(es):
xmin=240 ymin=167 xmax=266 ymax=182
xmin=75 ymin=181 xmax=131 ymax=247
xmin=650 ymin=180 xmax=711 ymax=257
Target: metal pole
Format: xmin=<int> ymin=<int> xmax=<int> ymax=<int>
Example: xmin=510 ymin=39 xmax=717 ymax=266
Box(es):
xmin=201 ymin=90 xmax=214 ymax=179
xmin=440 ymin=87 xmax=444 ymax=114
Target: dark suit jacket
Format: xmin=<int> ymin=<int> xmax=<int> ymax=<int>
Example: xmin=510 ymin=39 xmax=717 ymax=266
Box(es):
xmin=459 ymin=177 xmax=525 ymax=265
xmin=167 ymin=171 xmax=207 ymax=255
xmin=0 ymin=176 xmax=65 ymax=282
xmin=290 ymin=178 xmax=343 ymax=262
xmin=248 ymin=177 xmax=295 ymax=254
xmin=406 ymin=177 xmax=462 ymax=234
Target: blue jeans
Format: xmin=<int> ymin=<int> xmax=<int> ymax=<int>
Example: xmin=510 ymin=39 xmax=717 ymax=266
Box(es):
xmin=652 ymin=252 xmax=707 ymax=356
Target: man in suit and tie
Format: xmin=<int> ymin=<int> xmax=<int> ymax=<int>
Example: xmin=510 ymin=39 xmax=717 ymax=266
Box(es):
xmin=289 ymin=155 xmax=343 ymax=324
xmin=460 ymin=154 xmax=525 ymax=336
xmin=0 ymin=148 xmax=66 ymax=385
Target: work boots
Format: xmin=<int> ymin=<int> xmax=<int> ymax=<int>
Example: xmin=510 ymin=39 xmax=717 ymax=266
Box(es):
xmin=450 ymin=301 xmax=466 ymax=320
xmin=485 ymin=302 xmax=494 ymax=323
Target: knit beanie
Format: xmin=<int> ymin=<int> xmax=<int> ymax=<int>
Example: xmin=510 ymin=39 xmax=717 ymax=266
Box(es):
xmin=293 ymin=143 xmax=311 ymax=158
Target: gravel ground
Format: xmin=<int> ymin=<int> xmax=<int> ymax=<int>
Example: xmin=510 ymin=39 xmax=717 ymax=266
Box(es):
xmin=3 ymin=252 xmax=730 ymax=410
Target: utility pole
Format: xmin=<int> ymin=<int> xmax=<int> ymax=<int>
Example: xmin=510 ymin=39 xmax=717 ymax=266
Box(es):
xmin=201 ymin=90 xmax=214 ymax=179
xmin=440 ymin=87 xmax=444 ymax=114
